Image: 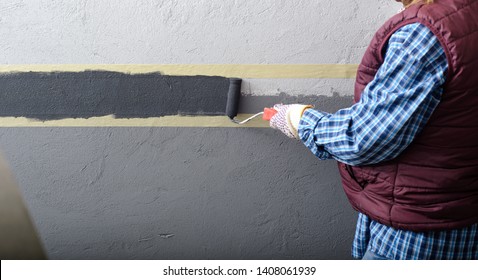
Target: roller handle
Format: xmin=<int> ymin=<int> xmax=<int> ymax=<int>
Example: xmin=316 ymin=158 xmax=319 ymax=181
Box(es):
xmin=262 ymin=107 xmax=278 ymax=121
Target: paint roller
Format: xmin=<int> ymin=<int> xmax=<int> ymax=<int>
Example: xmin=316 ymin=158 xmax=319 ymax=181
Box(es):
xmin=226 ymin=78 xmax=277 ymax=124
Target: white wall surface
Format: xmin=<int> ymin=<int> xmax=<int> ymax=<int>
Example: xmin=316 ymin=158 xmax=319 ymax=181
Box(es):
xmin=0 ymin=0 xmax=398 ymax=64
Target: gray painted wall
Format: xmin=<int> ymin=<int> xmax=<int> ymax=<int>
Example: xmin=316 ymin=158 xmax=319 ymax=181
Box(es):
xmin=0 ymin=0 xmax=401 ymax=259
xmin=1 ymin=128 xmax=355 ymax=259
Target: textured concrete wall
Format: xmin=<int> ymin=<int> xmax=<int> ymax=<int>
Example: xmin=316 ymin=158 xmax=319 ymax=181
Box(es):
xmin=1 ymin=128 xmax=355 ymax=259
xmin=0 ymin=0 xmax=397 ymax=96
xmin=0 ymin=0 xmax=396 ymax=64
xmin=0 ymin=0 xmax=400 ymax=259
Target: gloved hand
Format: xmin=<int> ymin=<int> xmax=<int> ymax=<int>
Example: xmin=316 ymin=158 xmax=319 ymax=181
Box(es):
xmin=269 ymin=104 xmax=313 ymax=139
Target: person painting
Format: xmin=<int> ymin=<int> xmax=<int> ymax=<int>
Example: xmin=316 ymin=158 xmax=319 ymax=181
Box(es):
xmin=269 ymin=0 xmax=478 ymax=260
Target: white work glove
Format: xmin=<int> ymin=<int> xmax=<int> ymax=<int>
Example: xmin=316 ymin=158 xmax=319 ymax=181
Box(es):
xmin=269 ymin=104 xmax=313 ymax=139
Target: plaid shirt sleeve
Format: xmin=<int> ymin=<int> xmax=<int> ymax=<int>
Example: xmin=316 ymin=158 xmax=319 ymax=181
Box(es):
xmin=298 ymin=23 xmax=448 ymax=166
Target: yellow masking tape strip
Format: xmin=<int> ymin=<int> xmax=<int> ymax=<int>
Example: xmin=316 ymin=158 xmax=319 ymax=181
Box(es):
xmin=0 ymin=64 xmax=358 ymax=79
xmin=0 ymin=115 xmax=270 ymax=128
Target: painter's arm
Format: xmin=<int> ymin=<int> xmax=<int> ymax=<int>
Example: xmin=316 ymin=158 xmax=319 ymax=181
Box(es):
xmin=298 ymin=23 xmax=448 ymax=166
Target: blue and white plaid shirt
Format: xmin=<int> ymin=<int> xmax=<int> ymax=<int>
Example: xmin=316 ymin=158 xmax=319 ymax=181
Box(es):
xmin=298 ymin=23 xmax=478 ymax=259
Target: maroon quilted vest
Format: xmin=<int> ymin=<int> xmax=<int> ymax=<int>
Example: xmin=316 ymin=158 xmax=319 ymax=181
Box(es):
xmin=340 ymin=0 xmax=478 ymax=231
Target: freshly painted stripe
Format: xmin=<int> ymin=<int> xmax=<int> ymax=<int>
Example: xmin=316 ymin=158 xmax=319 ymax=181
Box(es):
xmin=0 ymin=64 xmax=358 ymax=79
xmin=0 ymin=72 xmax=230 ymax=120
xmin=0 ymin=115 xmax=269 ymax=128
xmin=0 ymin=68 xmax=355 ymax=127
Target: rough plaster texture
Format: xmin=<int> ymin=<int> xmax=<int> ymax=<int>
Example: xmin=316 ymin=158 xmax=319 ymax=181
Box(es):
xmin=1 ymin=128 xmax=356 ymax=259
xmin=0 ymin=0 xmax=401 ymax=259
xmin=0 ymin=0 xmax=398 ymax=98
xmin=0 ymin=0 xmax=397 ymax=64
xmin=242 ymin=79 xmax=356 ymax=97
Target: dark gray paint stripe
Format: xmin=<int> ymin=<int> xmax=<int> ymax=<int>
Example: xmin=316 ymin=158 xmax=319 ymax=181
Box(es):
xmin=0 ymin=72 xmax=229 ymax=120
xmin=0 ymin=71 xmax=353 ymax=120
